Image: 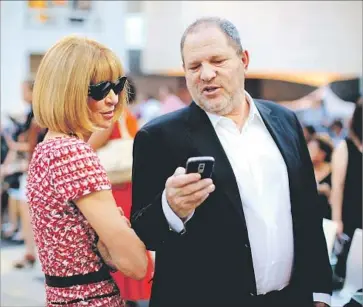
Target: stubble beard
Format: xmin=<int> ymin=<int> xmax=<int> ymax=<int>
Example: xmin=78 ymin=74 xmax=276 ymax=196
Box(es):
xmin=196 ymin=92 xmax=238 ymax=116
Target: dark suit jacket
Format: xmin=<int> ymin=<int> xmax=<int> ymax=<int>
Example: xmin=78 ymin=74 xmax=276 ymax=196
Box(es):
xmin=131 ymin=100 xmax=332 ymax=306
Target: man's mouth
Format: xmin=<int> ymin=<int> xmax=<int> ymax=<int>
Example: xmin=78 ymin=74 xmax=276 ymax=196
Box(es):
xmin=202 ymin=86 xmax=221 ymax=96
xmin=203 ymin=86 xmax=220 ymax=93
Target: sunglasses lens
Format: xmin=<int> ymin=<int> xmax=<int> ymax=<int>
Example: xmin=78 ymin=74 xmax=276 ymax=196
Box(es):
xmin=89 ymin=82 xmax=112 ymax=100
xmin=113 ymin=77 xmax=127 ymax=95
xmin=89 ymin=77 xmax=126 ymax=100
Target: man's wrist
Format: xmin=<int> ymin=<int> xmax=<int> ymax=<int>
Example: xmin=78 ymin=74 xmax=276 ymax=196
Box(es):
xmin=162 ymin=190 xmax=187 ymax=233
xmin=162 ymin=190 xmax=195 ymax=233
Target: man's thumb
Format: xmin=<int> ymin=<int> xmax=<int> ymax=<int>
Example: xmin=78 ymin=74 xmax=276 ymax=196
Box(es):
xmin=174 ymin=167 xmax=186 ymax=176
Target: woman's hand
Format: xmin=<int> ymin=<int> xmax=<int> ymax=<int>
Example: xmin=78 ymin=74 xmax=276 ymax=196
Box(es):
xmin=317 ymin=182 xmax=331 ymax=197
xmin=334 ymin=220 xmax=344 ymax=235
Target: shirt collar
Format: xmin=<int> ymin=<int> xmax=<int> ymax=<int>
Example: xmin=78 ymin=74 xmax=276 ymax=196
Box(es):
xmin=206 ymin=91 xmax=262 ymax=129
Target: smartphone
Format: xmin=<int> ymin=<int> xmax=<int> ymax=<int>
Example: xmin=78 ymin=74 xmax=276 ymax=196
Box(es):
xmin=185 ymin=156 xmax=215 ymax=179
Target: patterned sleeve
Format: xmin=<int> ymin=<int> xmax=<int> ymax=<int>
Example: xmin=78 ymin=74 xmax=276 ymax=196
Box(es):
xmin=50 ymin=139 xmax=112 ymax=202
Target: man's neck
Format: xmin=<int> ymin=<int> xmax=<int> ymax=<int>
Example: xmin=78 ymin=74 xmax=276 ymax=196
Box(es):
xmin=225 ymin=95 xmax=250 ymax=131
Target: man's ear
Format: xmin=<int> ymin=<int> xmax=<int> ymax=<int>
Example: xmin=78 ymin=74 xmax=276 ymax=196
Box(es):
xmin=241 ymin=50 xmax=250 ymax=71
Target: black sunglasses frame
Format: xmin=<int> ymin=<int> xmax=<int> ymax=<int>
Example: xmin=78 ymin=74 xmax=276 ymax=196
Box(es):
xmin=88 ymin=76 xmax=127 ymax=101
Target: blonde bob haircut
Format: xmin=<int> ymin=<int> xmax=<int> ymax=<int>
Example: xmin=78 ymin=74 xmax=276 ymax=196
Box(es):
xmin=33 ymin=35 xmax=127 ymax=139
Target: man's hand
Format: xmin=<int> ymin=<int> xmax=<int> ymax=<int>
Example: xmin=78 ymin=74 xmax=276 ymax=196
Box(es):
xmin=314 ymin=302 xmax=329 ymax=307
xmin=165 ymin=167 xmax=215 ymax=219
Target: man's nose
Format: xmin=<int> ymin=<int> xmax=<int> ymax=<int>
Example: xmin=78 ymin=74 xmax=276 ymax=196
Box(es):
xmin=200 ymin=64 xmax=216 ymax=82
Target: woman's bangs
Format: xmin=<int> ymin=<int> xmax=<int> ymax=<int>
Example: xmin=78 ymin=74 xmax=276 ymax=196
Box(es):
xmin=92 ymin=51 xmax=123 ymax=85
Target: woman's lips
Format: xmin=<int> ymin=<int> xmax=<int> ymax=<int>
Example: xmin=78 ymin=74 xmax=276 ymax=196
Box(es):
xmin=101 ymin=111 xmax=114 ymax=119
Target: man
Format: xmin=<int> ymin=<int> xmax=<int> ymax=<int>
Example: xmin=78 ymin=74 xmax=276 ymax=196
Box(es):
xmin=131 ymin=17 xmax=332 ymax=307
xmin=303 ymin=124 xmax=317 ymax=143
xmin=329 ymin=119 xmax=347 ymax=147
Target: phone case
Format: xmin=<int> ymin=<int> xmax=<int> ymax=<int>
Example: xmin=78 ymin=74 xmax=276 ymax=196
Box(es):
xmin=186 ymin=158 xmax=215 ymax=179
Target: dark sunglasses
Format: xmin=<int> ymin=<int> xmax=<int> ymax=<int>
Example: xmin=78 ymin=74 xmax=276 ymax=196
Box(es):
xmin=88 ymin=76 xmax=127 ymax=101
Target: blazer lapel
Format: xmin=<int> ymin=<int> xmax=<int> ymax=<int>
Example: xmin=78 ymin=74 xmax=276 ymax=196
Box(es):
xmin=255 ymin=100 xmax=305 ymax=280
xmin=187 ymin=102 xmax=245 ymax=220
xmin=254 ymin=100 xmax=300 ymax=205
xmin=186 ymin=101 xmax=299 ymax=222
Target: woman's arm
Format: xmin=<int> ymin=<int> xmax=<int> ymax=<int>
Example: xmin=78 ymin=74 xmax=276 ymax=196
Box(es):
xmin=3 ymin=133 xmax=30 ymax=152
xmin=75 ymin=190 xmax=148 ymax=280
xmin=330 ymin=140 xmax=348 ymax=234
xmin=2 ymin=147 xmax=16 ymax=167
xmin=1 ymin=150 xmax=17 ymax=178
xmin=317 ymin=182 xmax=331 ymax=198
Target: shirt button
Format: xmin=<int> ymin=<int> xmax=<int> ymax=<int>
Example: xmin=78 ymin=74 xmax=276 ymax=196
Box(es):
xmin=249 ymin=293 xmax=255 ymax=297
xmin=245 ymin=243 xmax=250 ymax=248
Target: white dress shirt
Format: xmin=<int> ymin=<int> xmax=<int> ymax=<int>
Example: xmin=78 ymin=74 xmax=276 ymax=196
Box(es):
xmin=162 ymin=92 xmax=330 ymax=305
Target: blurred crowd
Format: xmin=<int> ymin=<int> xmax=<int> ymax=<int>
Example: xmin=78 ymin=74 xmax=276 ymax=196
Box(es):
xmin=0 ymin=73 xmax=361 ymax=305
xmin=302 ymin=98 xmax=362 ymax=292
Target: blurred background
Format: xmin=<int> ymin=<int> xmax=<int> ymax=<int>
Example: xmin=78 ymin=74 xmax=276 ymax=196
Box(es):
xmin=1 ymin=1 xmax=362 ymax=306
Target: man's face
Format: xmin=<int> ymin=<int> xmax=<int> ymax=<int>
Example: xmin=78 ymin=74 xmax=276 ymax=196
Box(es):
xmin=182 ymin=26 xmax=249 ymax=116
xmin=332 ymin=124 xmax=342 ymax=135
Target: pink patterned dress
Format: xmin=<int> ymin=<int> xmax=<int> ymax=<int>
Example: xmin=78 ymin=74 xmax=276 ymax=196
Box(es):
xmin=26 ymin=137 xmax=124 ymax=307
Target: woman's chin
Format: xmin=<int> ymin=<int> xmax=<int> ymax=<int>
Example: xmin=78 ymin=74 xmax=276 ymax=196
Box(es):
xmin=95 ymin=121 xmax=112 ymax=130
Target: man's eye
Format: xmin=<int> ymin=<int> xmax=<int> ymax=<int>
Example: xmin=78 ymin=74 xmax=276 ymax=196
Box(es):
xmin=214 ymin=59 xmax=225 ymax=64
xmin=189 ymin=65 xmax=200 ymax=70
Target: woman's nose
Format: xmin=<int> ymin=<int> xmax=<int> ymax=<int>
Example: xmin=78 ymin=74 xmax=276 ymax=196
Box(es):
xmin=106 ymin=89 xmax=118 ymax=105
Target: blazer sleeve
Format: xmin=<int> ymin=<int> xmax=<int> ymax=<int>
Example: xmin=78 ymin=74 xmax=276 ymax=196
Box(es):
xmin=293 ymin=113 xmax=333 ymax=295
xmin=131 ymin=128 xmax=180 ymax=251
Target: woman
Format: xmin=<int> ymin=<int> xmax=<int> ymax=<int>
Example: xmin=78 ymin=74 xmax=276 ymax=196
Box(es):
xmin=3 ymin=78 xmax=47 ymax=268
xmin=2 ymin=79 xmax=38 ymax=245
xmin=27 ymin=35 xmax=147 ymax=306
xmin=330 ymin=100 xmax=362 ymax=286
xmin=88 ymin=79 xmax=153 ymax=307
xmin=307 ymin=133 xmax=334 ymax=219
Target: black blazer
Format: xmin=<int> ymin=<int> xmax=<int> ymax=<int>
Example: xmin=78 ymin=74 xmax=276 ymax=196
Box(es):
xmin=131 ymin=100 xmax=332 ymax=306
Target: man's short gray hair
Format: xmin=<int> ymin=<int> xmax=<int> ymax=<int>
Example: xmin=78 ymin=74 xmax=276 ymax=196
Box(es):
xmin=180 ymin=17 xmax=243 ymax=62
